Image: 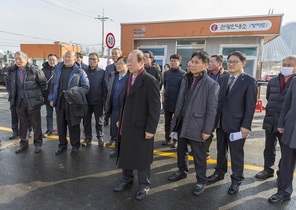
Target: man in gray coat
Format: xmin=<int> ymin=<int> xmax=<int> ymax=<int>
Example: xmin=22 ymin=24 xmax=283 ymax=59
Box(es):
xmin=167 ymin=51 xmax=219 ymax=196
xmin=268 ymin=58 xmax=296 ymax=204
xmin=113 ymin=50 xmax=160 ymax=201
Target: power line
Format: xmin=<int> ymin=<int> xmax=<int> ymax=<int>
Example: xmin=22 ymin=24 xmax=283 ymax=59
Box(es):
xmin=56 ymin=0 xmax=98 ymax=17
xmin=0 ymin=30 xmax=56 ymax=42
xmin=40 ymin=0 xmax=95 ymax=19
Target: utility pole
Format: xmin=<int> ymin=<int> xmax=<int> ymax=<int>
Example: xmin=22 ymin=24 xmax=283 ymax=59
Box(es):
xmin=95 ymin=9 xmax=112 ymax=57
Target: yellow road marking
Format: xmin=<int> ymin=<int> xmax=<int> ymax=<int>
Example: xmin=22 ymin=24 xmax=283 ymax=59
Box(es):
xmin=1 ymin=126 xmax=295 ymax=176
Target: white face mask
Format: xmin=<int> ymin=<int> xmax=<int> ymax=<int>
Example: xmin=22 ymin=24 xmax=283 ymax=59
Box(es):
xmin=280 ymin=67 xmax=294 ymax=77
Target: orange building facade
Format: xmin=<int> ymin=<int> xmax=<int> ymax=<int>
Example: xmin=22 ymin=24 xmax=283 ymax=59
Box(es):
xmin=20 ymin=42 xmax=81 ymax=67
xmin=121 ymin=14 xmax=283 ymax=78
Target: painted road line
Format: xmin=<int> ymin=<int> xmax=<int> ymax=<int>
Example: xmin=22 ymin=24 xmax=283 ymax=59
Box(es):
xmin=0 ymin=126 xmax=294 ymax=175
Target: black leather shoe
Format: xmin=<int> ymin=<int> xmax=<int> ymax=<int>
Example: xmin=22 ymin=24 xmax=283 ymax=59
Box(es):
xmin=207 ymin=173 xmax=224 ymax=183
xmin=15 ymin=145 xmax=28 ymax=153
xmin=109 ymin=150 xmax=117 ymax=157
xmin=193 ymin=183 xmax=206 ymax=196
xmin=228 ymin=183 xmax=240 ymax=195
xmin=168 ymin=171 xmax=187 ymax=181
xmin=35 ymin=146 xmax=42 ymax=153
xmin=255 ymin=170 xmax=274 ymax=179
xmin=135 ymin=187 xmax=150 ymax=200
xmin=98 ymin=139 xmax=105 ymax=147
xmin=113 ymin=181 xmax=133 ymax=192
xmin=70 ymin=148 xmax=79 ymax=156
xmin=9 ymin=134 xmax=18 ymax=140
xmin=268 ymin=193 xmax=291 ymax=204
xmin=82 ymin=138 xmax=92 ymax=147
xmin=55 ymin=147 xmax=67 ymax=155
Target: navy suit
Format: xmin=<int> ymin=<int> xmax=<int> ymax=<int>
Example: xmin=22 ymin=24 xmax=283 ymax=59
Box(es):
xmin=214 ymin=72 xmax=257 ymax=185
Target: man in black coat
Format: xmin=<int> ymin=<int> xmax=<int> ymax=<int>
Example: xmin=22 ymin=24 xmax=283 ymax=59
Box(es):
xmin=207 ymin=51 xmax=257 ymax=195
xmin=256 ymin=56 xmax=296 ymax=180
xmin=161 ymin=54 xmax=185 ymax=148
xmin=8 ymin=51 xmax=47 ymax=153
xmin=104 ymin=48 xmax=122 ymax=128
xmin=82 ymin=52 xmax=107 ymax=147
xmin=41 ymin=54 xmax=59 ymax=136
xmin=268 ymin=56 xmax=296 ymax=204
xmin=113 ymin=50 xmax=160 ymax=201
xmin=143 ymin=50 xmax=161 ymax=88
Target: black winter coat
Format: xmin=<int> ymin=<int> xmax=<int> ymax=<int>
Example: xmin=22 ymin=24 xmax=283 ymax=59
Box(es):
xmin=41 ymin=62 xmax=55 ymax=103
xmin=163 ymin=68 xmax=186 ymax=112
xmin=8 ymin=63 xmax=47 ymax=110
xmin=263 ymin=74 xmax=294 ymax=133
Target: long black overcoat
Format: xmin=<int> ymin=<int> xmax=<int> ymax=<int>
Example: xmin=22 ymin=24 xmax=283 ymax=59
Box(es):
xmin=118 ymin=70 xmax=160 ymax=170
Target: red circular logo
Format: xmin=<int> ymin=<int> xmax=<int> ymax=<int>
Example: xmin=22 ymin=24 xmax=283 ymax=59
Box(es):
xmin=211 ymin=24 xmax=218 ymax=32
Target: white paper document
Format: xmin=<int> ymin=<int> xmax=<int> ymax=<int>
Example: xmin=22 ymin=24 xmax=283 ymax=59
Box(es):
xmin=229 ymin=131 xmax=245 ymax=141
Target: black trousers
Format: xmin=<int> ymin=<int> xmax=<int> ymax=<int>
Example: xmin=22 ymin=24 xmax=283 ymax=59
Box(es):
xmin=45 ymin=101 xmax=54 ymax=132
xmin=16 ymin=100 xmax=43 ymax=147
xmin=263 ymin=130 xmax=282 ymax=173
xmin=10 ymin=106 xmax=19 ymax=135
xmin=164 ymin=110 xmax=174 ymax=141
xmin=83 ymin=103 xmax=104 ymax=140
xmin=215 ymin=127 xmax=246 ymax=185
xmin=122 ymin=167 xmax=151 ymax=190
xmin=110 ymin=109 xmax=120 ymax=152
xmin=177 ymin=136 xmax=207 ymax=185
xmin=277 ymin=143 xmax=296 ymax=196
xmin=56 ymin=97 xmax=80 ymax=149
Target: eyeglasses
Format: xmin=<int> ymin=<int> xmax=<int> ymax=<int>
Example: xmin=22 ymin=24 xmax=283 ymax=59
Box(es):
xmin=89 ymin=58 xmax=98 ymax=61
xmin=170 ymin=59 xmax=179 ymax=63
xmin=227 ymin=60 xmax=240 ymax=65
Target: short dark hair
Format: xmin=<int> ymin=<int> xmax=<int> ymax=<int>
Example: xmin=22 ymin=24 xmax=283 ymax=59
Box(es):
xmin=191 ymin=50 xmax=210 ymax=64
xmin=164 ymin=64 xmax=170 ymax=69
xmin=170 ymin=54 xmax=182 ymax=62
xmin=211 ymin=54 xmax=223 ymax=63
xmin=75 ymin=52 xmax=83 ymax=59
xmin=117 ymin=56 xmax=128 ymax=64
xmin=89 ymin=52 xmax=99 ymax=59
xmin=227 ymin=51 xmax=246 ymax=62
xmin=48 ymin=54 xmax=59 ymax=60
xmin=143 ymin=50 xmax=154 ymax=60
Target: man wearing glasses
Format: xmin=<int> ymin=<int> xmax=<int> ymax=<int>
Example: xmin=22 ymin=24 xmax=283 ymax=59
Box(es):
xmin=207 ymin=51 xmax=257 ymax=195
xmin=82 ymin=52 xmax=107 ymax=147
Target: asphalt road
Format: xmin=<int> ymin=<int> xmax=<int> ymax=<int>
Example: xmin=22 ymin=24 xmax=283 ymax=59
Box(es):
xmin=0 ymin=90 xmax=295 ymax=210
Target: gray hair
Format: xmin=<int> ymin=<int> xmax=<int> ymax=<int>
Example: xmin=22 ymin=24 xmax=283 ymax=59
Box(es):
xmin=15 ymin=51 xmax=28 ymax=60
xmin=283 ymin=55 xmax=296 ymax=62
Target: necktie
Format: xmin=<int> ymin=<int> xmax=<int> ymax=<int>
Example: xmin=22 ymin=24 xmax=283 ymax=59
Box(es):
xmin=19 ymin=69 xmax=24 ymax=85
xmin=227 ymin=76 xmax=235 ymax=93
xmin=131 ymin=76 xmax=135 ymax=85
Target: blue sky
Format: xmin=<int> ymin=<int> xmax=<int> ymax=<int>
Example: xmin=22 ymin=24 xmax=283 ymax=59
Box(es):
xmin=0 ymin=0 xmax=294 ymax=53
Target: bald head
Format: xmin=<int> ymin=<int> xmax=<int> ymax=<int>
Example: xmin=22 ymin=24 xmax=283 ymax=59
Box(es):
xmin=64 ymin=51 xmax=77 ymax=67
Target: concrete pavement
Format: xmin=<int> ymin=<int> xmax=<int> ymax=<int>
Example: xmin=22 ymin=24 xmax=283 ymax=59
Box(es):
xmin=0 ymin=90 xmax=295 ymax=209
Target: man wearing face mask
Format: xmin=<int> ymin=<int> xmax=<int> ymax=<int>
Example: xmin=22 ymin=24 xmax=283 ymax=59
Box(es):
xmin=256 ymin=56 xmax=296 ymax=180
xmin=268 ymin=56 xmax=296 ymax=204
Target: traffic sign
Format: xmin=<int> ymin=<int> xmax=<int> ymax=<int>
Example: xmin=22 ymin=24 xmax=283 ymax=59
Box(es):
xmin=105 ymin=33 xmax=115 ymax=49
